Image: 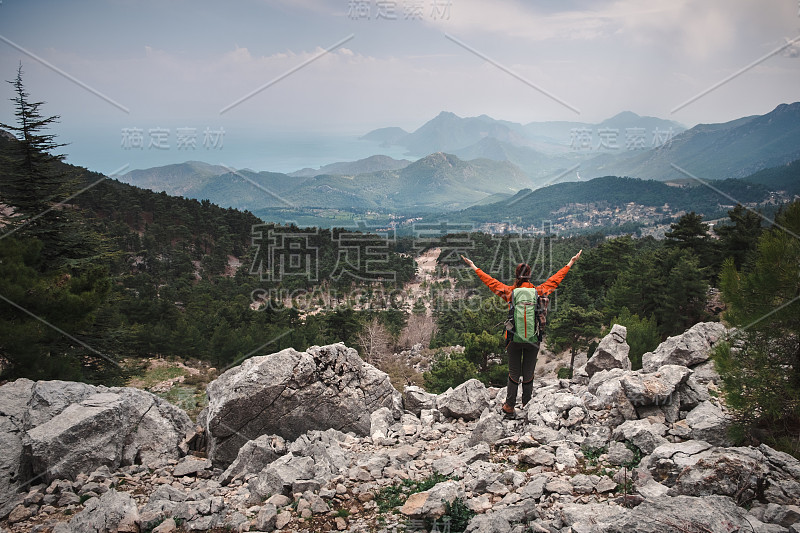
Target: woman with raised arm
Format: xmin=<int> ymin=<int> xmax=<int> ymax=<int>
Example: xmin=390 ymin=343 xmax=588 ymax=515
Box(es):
xmin=461 ymin=250 xmax=582 ymax=418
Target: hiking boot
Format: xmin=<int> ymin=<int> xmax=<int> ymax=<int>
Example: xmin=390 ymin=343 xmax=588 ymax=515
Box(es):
xmin=501 ymin=403 xmax=516 ymax=419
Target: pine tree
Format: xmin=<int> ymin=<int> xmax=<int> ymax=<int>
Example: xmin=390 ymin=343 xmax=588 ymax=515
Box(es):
xmin=664 ymin=211 xmax=716 ymax=270
xmin=611 ymin=307 xmax=660 ymax=370
xmin=714 ymin=201 xmax=800 ymax=456
xmin=547 ymin=304 xmax=603 ymax=376
xmin=0 ymin=63 xmax=80 ymax=265
xmin=714 ymin=204 xmax=762 ymax=269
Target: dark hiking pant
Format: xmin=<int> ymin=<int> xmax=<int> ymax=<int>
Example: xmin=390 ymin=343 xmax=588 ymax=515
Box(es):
xmin=505 ymin=341 xmax=540 ymax=407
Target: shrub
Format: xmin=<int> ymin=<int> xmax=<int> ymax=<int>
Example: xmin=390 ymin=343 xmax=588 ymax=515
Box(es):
xmin=714 ymin=201 xmax=800 ymax=458
xmin=423 ymin=351 xmax=478 ymax=393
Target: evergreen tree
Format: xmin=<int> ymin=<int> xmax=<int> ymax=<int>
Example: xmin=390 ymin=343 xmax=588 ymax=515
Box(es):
xmin=547 ymin=304 xmax=603 ymax=375
xmin=611 ymin=307 xmax=660 ymax=370
xmin=462 ymin=330 xmax=502 ymax=372
xmin=664 ymin=212 xmax=715 ymax=271
xmin=423 ymin=350 xmax=478 ymax=393
xmin=0 ymin=237 xmax=113 ymax=381
xmin=714 ymin=204 xmax=762 ymax=269
xmin=714 ymin=201 xmax=800 ymax=456
xmin=0 ymin=64 xmax=86 ymax=266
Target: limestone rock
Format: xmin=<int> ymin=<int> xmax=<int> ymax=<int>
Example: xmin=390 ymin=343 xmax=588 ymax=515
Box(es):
xmin=611 ymin=419 xmax=668 ymax=455
xmin=642 ymin=322 xmax=727 ymax=372
xmin=585 ymin=325 xmax=631 ymax=378
xmin=621 ymin=365 xmax=693 ymax=407
xmin=601 ymin=495 xmax=767 ymax=533
xmin=436 ymin=379 xmax=490 ymax=421
xmin=172 ymin=456 xmax=211 ymax=477
xmin=403 ymin=385 xmax=436 ymax=416
xmin=0 ymin=379 xmax=35 ymax=518
xmin=467 ymin=413 xmax=506 ymax=447
xmin=203 ymin=343 xmax=400 ymax=465
xmin=370 ymin=407 xmax=394 ymax=441
xmin=668 ymin=447 xmax=771 ymax=500
xmin=255 ymin=503 xmax=277 ymax=531
xmin=0 ymin=378 xmax=192 ymax=510
xmin=249 ymin=453 xmax=316 ymax=498
xmin=52 ymin=489 xmax=139 ymax=533
xmin=400 ymin=480 xmax=460 ymax=518
xmin=519 ymin=448 xmax=555 ymax=467
xmin=219 ymin=434 xmax=286 ymax=485
xmin=685 ymin=401 xmax=731 ymax=446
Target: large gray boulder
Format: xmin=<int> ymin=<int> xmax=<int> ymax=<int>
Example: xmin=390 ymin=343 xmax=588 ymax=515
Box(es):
xmin=684 ymin=401 xmax=731 ymax=446
xmin=642 ymin=322 xmax=727 ymax=372
xmin=403 ymin=385 xmax=436 ymax=416
xmin=585 ymin=325 xmax=631 ymax=378
xmin=203 ymin=343 xmax=401 ymax=466
xmin=0 ymin=379 xmax=35 ymax=518
xmin=0 ymin=379 xmax=193 ymax=518
xmin=651 ymin=443 xmax=800 ymax=506
xmin=621 ymin=365 xmax=693 ymax=407
xmin=52 ymin=488 xmax=139 ymax=533
xmin=23 ymin=387 xmax=193 ymax=482
xmin=667 ymin=447 xmax=771 ymax=500
xmin=436 ymin=379 xmax=490 ymax=421
xmin=219 ymin=434 xmax=286 ymax=485
xmin=600 ymin=495 xmax=772 ymax=533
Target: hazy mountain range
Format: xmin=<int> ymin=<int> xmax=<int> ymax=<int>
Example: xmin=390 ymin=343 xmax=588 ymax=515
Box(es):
xmin=120 ymin=103 xmax=800 ymax=226
xmin=122 ymin=153 xmax=529 ymax=212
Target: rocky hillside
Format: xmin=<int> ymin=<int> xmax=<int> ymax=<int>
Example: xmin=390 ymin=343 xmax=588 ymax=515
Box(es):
xmin=1 ymin=323 xmax=799 ymax=533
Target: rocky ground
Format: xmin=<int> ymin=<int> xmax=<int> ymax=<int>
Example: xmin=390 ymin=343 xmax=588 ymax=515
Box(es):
xmin=1 ymin=322 xmax=799 ymax=533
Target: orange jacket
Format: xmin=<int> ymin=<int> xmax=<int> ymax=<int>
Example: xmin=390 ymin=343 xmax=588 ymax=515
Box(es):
xmin=474 ymin=263 xmax=572 ymax=303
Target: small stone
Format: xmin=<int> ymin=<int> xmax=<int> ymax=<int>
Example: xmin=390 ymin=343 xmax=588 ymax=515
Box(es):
xmin=255 ymin=503 xmax=277 ymax=531
xmin=267 ymin=494 xmax=291 ymax=507
xmin=596 ymin=477 xmax=617 ymax=493
xmin=8 ymin=504 xmax=35 ymax=524
xmin=275 ymin=511 xmax=292 ymax=529
xmin=57 ymin=491 xmax=81 ymax=507
xmin=519 ymin=448 xmax=556 ymax=467
xmin=335 ymin=517 xmax=347 ymax=530
xmin=544 ymin=478 xmax=573 ymax=495
xmin=300 ymin=507 xmax=312 ymax=519
xmin=152 ymin=518 xmax=178 ymax=533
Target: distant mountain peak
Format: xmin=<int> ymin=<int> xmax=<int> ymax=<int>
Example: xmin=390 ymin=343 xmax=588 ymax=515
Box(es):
xmin=607 ymin=110 xmax=641 ymax=120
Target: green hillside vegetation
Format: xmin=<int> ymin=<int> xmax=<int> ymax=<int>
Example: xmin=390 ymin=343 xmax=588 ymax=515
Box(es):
xmin=288 ymin=154 xmax=411 ymax=178
xmin=0 ymin=74 xmax=415 ymax=382
xmin=423 ymin=197 xmax=785 ymax=385
xmin=123 ymin=152 xmax=531 ymax=215
xmin=430 ymin=175 xmax=769 ymax=227
xmin=741 ymin=159 xmax=800 ymax=195
xmin=120 ymin=161 xmax=231 ymax=196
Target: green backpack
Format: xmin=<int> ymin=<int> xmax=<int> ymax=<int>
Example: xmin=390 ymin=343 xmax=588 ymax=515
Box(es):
xmin=504 ymin=287 xmax=548 ymax=345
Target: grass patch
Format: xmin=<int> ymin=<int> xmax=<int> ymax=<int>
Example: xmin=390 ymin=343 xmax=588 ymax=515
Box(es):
xmin=157 ymin=384 xmax=208 ymax=420
xmin=129 ymin=363 xmax=187 ymax=389
xmin=621 ymin=441 xmax=643 ymax=469
xmin=425 ymin=498 xmax=476 ymax=533
xmin=336 ymin=508 xmax=350 ymax=518
xmin=374 ymin=473 xmax=456 ymax=513
xmin=581 ymin=445 xmax=607 ymax=466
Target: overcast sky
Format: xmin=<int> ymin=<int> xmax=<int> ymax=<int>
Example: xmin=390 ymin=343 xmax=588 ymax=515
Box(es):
xmin=0 ymin=0 xmax=798 ymax=173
